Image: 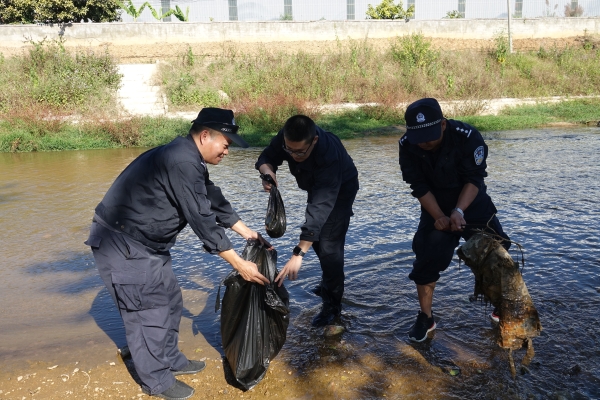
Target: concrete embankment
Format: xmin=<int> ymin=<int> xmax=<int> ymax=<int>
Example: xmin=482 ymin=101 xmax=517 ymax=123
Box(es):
xmin=1 ymin=18 xmax=598 ymax=50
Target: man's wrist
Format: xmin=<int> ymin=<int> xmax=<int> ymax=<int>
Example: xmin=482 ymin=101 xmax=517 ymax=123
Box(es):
xmin=452 ymin=207 xmax=465 ymax=218
xmin=292 ymin=246 xmax=306 ymax=257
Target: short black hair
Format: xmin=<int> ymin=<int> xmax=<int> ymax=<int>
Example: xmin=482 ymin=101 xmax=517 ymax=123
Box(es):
xmin=283 ymin=115 xmax=316 ymax=143
xmin=189 ymin=124 xmax=217 ymax=137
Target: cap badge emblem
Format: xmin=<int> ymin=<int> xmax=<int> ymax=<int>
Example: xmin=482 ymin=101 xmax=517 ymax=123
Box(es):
xmin=416 ymin=113 xmax=426 ymax=123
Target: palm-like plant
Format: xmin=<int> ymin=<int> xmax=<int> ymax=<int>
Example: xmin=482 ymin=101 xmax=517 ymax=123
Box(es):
xmin=171 ymin=5 xmax=189 ymax=22
xmin=115 ymin=0 xmax=150 ymax=22
xmin=146 ymin=4 xmax=174 ymax=20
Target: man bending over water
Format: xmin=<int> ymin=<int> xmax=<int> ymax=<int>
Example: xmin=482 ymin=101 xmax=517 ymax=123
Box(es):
xmin=398 ymin=98 xmax=511 ymax=342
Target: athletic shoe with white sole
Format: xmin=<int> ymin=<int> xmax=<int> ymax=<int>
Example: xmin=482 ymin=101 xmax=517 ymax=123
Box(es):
xmin=489 ymin=308 xmax=500 ymax=324
xmin=408 ymin=311 xmax=436 ymax=342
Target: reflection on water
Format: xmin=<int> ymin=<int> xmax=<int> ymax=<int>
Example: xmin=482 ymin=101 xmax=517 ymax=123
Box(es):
xmin=0 ymin=129 xmax=599 ymax=398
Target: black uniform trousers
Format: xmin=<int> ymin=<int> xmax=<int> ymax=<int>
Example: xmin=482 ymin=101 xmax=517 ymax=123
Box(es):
xmin=312 ymin=178 xmax=358 ymax=312
xmin=86 ymin=221 xmax=188 ymax=395
xmin=409 ymin=201 xmax=510 ymax=286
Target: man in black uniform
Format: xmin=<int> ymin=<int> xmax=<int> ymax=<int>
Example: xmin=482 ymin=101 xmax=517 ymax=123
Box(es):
xmin=85 ymin=108 xmax=270 ymax=400
xmin=399 ymin=98 xmax=510 ymax=342
xmin=256 ymin=115 xmax=359 ymax=327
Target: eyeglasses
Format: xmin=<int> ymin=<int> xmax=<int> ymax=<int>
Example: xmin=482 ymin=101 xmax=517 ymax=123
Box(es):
xmin=282 ymin=139 xmax=315 ymax=157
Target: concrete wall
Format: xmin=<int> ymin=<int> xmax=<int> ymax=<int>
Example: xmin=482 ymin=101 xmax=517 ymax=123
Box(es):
xmin=0 ymin=18 xmax=598 ymax=48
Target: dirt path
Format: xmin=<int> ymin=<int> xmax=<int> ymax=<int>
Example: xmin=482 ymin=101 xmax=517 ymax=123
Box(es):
xmin=0 ymin=37 xmax=584 ymax=63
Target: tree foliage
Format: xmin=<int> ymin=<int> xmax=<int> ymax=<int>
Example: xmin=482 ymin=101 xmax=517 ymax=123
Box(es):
xmin=366 ymin=0 xmax=415 ymax=20
xmin=0 ymin=0 xmax=121 ymax=24
xmin=564 ymin=3 xmax=584 ymax=17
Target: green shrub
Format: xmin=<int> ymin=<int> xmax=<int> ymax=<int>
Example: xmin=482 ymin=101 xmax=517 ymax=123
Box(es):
xmin=23 ymin=38 xmax=120 ymax=107
xmin=445 ymin=10 xmax=464 ymax=18
xmin=0 ymin=38 xmax=120 ymax=115
xmin=367 ymin=0 xmax=415 ymax=19
xmin=366 ymin=0 xmax=414 ymax=19
xmin=491 ymin=32 xmax=509 ymax=65
xmin=164 ymin=71 xmax=223 ymax=107
xmin=390 ymin=33 xmax=439 ymax=71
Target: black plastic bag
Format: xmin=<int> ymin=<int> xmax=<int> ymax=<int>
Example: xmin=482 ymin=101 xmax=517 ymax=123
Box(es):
xmin=260 ymin=173 xmax=286 ymax=238
xmin=215 ymin=239 xmax=290 ymax=390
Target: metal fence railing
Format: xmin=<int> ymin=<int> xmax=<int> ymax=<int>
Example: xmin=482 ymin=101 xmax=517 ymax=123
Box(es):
xmin=118 ymin=0 xmax=600 ymax=23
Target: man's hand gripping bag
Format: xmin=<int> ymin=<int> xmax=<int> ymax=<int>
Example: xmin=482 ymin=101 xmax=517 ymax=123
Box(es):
xmin=215 ymin=239 xmax=290 ymax=390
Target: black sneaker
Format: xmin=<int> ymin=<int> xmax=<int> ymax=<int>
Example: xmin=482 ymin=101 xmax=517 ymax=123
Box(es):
xmin=143 ymin=379 xmax=194 ymax=400
xmin=408 ymin=311 xmax=436 ymax=342
xmin=311 ymin=307 xmax=340 ymax=327
xmin=172 ymin=360 xmax=206 ymax=376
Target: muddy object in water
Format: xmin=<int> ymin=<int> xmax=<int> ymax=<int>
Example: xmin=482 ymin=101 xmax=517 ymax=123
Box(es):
xmin=260 ymin=173 xmax=286 ymax=238
xmin=457 ymin=232 xmax=542 ymax=350
xmin=323 ymin=324 xmax=345 ymax=337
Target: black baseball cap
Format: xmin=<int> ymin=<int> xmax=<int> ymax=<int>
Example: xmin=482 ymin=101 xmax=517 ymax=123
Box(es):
xmin=404 ymin=98 xmax=444 ymax=144
xmin=191 ymin=108 xmax=249 ymax=148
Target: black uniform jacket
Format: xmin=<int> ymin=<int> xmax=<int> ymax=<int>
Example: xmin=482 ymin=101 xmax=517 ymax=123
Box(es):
xmin=95 ymin=134 xmax=239 ymax=253
xmin=255 ymin=126 xmax=358 ymax=242
xmin=399 ymin=119 xmax=490 ymax=214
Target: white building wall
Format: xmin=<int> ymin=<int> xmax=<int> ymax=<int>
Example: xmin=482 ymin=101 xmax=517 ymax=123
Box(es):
xmin=294 ymin=0 xmax=346 ymax=21
xmin=414 ymin=0 xmax=459 ymax=19
xmin=117 ymin=0 xmax=600 ymax=22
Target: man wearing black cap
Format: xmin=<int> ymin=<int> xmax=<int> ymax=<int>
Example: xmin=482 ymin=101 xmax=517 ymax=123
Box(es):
xmin=256 ymin=115 xmax=359 ymax=327
xmin=85 ymin=108 xmax=270 ymax=400
xmin=399 ymin=98 xmax=511 ymax=342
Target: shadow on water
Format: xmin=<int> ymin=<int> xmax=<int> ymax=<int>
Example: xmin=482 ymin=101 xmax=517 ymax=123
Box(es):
xmin=20 ymin=251 xmax=228 ymax=362
xmin=0 ymin=182 xmax=21 ymax=205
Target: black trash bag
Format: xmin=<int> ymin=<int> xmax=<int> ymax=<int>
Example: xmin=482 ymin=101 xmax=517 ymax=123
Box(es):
xmin=260 ymin=173 xmax=286 ymax=238
xmin=215 ymin=239 xmax=290 ymax=390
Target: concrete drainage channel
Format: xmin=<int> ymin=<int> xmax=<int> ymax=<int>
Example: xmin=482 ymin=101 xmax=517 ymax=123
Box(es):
xmin=117 ymin=64 xmax=167 ymax=116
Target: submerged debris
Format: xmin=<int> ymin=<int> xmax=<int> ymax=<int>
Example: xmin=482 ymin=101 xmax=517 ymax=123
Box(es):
xmin=323 ymin=325 xmax=345 ymax=337
xmin=457 ymin=232 xmax=542 ymax=350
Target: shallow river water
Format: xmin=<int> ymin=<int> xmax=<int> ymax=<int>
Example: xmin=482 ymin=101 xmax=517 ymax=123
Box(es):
xmin=0 ymin=129 xmax=599 ymax=399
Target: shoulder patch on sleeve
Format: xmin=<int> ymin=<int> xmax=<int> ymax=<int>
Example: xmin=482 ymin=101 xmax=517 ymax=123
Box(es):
xmin=474 ymin=146 xmax=484 ymax=165
xmin=399 ymin=134 xmax=408 ymax=146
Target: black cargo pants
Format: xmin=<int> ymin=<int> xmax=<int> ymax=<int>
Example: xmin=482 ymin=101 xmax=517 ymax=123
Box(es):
xmin=312 ymin=178 xmax=358 ymax=312
xmin=409 ymin=200 xmax=510 ymax=286
xmin=86 ymin=220 xmax=188 ymax=395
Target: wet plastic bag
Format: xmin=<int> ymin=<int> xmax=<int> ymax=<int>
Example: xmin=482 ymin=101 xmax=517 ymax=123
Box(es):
xmin=260 ymin=173 xmax=286 ymax=238
xmin=215 ymin=239 xmax=290 ymax=390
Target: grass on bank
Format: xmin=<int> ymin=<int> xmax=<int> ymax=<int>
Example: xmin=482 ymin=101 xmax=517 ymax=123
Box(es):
xmin=159 ymin=33 xmax=600 ymax=114
xmin=2 ymin=99 xmax=599 ymax=152
xmin=1 ymin=34 xmax=599 ymax=152
xmin=0 ymin=38 xmax=120 ymax=116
